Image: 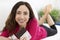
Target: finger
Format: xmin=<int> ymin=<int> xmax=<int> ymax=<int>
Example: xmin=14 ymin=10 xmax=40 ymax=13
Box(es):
xmin=23 ymin=37 xmax=26 ymax=40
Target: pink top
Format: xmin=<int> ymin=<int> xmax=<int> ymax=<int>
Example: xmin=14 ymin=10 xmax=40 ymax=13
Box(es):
xmin=0 ymin=18 xmax=47 ymax=40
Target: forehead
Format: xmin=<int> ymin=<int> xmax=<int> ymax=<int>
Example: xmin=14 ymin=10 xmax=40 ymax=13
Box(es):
xmin=17 ymin=5 xmax=29 ymax=12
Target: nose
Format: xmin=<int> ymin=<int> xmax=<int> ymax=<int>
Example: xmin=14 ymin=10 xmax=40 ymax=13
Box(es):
xmin=20 ymin=13 xmax=24 ymax=19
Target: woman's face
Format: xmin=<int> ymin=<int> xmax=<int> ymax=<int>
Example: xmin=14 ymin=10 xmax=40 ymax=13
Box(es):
xmin=15 ymin=5 xmax=30 ymax=27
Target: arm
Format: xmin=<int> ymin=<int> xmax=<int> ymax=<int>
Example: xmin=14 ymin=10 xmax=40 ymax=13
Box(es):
xmin=0 ymin=29 xmax=11 ymax=40
xmin=0 ymin=36 xmax=10 ymax=40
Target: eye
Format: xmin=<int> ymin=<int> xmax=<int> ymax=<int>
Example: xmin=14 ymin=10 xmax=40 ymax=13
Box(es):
xmin=16 ymin=11 xmax=21 ymax=14
xmin=24 ymin=12 xmax=28 ymax=15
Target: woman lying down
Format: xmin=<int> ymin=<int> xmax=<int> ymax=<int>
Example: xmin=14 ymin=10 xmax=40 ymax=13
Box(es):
xmin=0 ymin=1 xmax=57 ymax=40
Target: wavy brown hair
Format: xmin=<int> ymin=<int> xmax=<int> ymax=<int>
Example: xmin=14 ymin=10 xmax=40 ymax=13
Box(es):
xmin=3 ymin=1 xmax=35 ymax=33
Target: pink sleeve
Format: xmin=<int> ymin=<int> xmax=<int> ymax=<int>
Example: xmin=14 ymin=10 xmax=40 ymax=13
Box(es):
xmin=27 ymin=18 xmax=38 ymax=36
xmin=38 ymin=26 xmax=47 ymax=39
xmin=26 ymin=18 xmax=47 ymax=40
xmin=0 ymin=29 xmax=10 ymax=37
xmin=29 ymin=18 xmax=47 ymax=39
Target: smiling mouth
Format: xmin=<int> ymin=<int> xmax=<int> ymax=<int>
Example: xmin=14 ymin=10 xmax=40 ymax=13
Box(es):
xmin=18 ymin=20 xmax=25 ymax=23
xmin=20 ymin=21 xmax=24 ymax=23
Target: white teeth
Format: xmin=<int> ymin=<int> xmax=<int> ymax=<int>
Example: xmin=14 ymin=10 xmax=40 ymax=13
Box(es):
xmin=19 ymin=21 xmax=23 ymax=22
xmin=18 ymin=20 xmax=24 ymax=23
xmin=17 ymin=19 xmax=25 ymax=23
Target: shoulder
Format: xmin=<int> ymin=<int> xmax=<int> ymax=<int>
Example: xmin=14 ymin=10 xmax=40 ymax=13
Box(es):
xmin=28 ymin=18 xmax=38 ymax=27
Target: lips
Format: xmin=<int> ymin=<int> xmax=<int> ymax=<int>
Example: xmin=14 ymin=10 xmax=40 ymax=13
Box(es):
xmin=19 ymin=21 xmax=24 ymax=23
xmin=18 ymin=19 xmax=25 ymax=24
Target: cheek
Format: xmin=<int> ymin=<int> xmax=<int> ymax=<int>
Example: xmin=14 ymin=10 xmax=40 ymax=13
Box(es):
xmin=25 ymin=16 xmax=30 ymax=22
xmin=15 ymin=16 xmax=17 ymax=22
xmin=15 ymin=15 xmax=18 ymax=21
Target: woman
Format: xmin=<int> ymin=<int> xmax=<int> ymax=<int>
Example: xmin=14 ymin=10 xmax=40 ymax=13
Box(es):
xmin=0 ymin=1 xmax=57 ymax=40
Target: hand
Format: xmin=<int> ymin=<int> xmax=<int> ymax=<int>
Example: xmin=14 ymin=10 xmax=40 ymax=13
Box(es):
xmin=20 ymin=36 xmax=27 ymax=40
xmin=19 ymin=31 xmax=31 ymax=40
xmin=43 ymin=4 xmax=52 ymax=14
xmin=0 ymin=36 xmax=11 ymax=40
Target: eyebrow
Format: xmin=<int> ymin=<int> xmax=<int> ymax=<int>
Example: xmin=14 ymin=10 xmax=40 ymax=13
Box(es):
xmin=17 ymin=10 xmax=28 ymax=13
xmin=16 ymin=11 xmax=21 ymax=13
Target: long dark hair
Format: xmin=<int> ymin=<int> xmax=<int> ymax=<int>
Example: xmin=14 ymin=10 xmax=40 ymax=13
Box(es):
xmin=3 ymin=1 xmax=35 ymax=34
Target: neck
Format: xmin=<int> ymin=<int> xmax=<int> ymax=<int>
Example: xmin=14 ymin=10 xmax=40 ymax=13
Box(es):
xmin=19 ymin=24 xmax=26 ymax=29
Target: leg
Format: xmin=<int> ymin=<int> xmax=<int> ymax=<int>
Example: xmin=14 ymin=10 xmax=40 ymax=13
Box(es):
xmin=40 ymin=25 xmax=57 ymax=37
xmin=39 ymin=4 xmax=52 ymax=25
xmin=39 ymin=13 xmax=48 ymax=25
xmin=46 ymin=14 xmax=55 ymax=26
